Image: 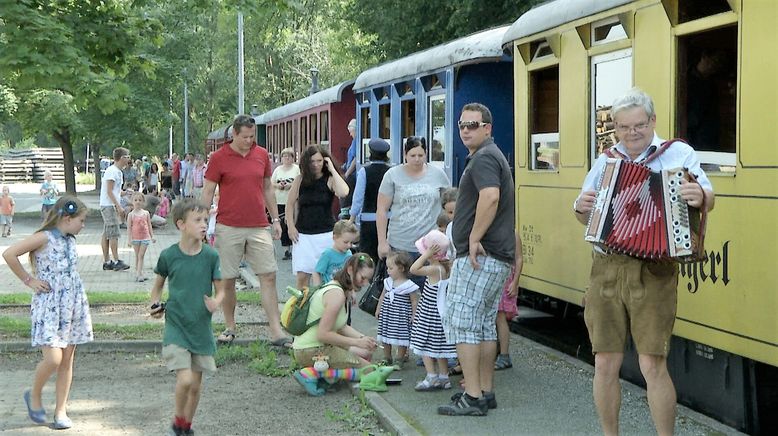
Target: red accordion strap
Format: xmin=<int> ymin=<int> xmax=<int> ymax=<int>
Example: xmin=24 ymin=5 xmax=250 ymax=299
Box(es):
xmin=603 ymin=139 xmax=686 ymax=164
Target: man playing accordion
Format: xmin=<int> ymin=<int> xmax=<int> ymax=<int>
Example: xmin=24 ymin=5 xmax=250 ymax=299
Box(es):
xmin=573 ymin=88 xmax=715 ymax=436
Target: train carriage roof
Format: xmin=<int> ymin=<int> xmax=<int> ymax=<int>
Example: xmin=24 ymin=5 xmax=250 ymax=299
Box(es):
xmin=502 ymin=0 xmax=632 ymax=45
xmin=254 ymin=80 xmax=354 ymax=125
xmin=354 ymin=25 xmax=510 ymax=91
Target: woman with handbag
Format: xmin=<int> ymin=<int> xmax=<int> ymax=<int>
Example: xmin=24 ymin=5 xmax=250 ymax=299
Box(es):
xmin=291 ymin=254 xmax=378 ymax=396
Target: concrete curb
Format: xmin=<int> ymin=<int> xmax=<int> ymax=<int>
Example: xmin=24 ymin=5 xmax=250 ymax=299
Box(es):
xmin=0 ymin=338 xmax=260 ymax=353
xmin=350 ymin=385 xmax=423 ymax=436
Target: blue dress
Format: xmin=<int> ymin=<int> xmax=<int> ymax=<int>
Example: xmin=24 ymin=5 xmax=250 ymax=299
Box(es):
xmin=30 ymin=229 xmax=93 ymax=348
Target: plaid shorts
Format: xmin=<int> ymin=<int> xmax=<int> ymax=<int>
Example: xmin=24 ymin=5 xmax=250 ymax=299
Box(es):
xmin=442 ymin=255 xmax=512 ymax=344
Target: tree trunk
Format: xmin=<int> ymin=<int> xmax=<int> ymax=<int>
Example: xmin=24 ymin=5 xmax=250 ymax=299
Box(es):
xmin=52 ymin=127 xmax=77 ymax=194
xmin=92 ymin=143 xmax=102 ymax=191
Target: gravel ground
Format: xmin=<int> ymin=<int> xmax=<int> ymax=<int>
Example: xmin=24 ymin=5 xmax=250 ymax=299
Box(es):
xmin=0 ymin=351 xmax=383 ymax=435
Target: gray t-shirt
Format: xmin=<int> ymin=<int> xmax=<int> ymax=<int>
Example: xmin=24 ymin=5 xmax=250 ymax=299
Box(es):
xmin=452 ymin=138 xmax=515 ymax=263
xmin=379 ymin=164 xmax=450 ymax=252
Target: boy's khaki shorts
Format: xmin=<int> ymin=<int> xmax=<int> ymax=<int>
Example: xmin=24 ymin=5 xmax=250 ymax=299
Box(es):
xmin=214 ymin=223 xmax=277 ymax=278
xmin=294 ymin=345 xmax=364 ymax=369
xmin=162 ymin=344 xmax=216 ymax=374
xmin=583 ymin=252 xmax=678 ymax=356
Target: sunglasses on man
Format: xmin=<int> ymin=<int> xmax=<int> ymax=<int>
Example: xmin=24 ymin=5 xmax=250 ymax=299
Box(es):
xmin=457 ymin=121 xmax=489 ymax=131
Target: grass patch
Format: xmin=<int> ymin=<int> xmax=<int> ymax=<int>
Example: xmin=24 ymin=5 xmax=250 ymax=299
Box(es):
xmin=0 ymin=291 xmax=262 ymax=305
xmin=0 ymin=316 xmax=227 ymax=341
xmin=325 ymin=391 xmax=380 ymax=435
xmin=214 ymin=341 xmax=292 ymax=377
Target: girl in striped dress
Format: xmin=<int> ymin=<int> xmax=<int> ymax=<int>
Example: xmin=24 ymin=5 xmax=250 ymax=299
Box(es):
xmin=410 ymin=229 xmax=456 ymax=390
xmin=375 ymin=251 xmax=418 ymax=365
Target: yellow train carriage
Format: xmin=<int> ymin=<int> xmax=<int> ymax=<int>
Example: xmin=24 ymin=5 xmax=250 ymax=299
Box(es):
xmin=503 ymin=0 xmax=777 ymax=431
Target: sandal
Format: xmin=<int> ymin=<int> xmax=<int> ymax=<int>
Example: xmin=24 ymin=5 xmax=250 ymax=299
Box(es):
xmin=217 ymin=329 xmax=236 ymax=344
xmin=448 ymin=364 xmax=463 ymax=377
xmin=494 ymin=354 xmax=513 ymax=370
xmin=270 ymin=337 xmax=293 ymax=349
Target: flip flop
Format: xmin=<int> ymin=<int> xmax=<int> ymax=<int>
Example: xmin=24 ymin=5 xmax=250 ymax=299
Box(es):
xmin=217 ymin=329 xmax=236 ymax=344
xmin=270 ymin=337 xmax=293 ymax=349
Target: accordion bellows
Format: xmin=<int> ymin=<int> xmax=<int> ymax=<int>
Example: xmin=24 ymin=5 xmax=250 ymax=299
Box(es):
xmin=585 ymin=159 xmax=706 ymax=262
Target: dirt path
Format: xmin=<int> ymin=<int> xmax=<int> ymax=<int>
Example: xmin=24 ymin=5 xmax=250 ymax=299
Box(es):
xmin=0 ymin=351 xmax=382 ymax=435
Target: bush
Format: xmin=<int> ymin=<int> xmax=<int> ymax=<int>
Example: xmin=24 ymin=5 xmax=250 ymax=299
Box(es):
xmin=75 ymin=171 xmax=95 ymax=185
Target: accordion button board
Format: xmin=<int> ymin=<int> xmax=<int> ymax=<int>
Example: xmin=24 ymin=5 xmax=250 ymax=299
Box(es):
xmin=584 ymin=159 xmax=703 ymax=262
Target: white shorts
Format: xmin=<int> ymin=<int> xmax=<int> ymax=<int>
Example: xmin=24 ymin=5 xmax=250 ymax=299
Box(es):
xmin=292 ymin=232 xmax=333 ymax=274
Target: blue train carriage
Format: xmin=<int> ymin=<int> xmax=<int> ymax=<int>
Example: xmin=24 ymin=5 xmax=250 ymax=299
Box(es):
xmin=255 ymin=81 xmax=356 ymax=166
xmin=352 ymin=26 xmax=515 ymax=185
xmin=503 ymin=0 xmax=778 ymax=432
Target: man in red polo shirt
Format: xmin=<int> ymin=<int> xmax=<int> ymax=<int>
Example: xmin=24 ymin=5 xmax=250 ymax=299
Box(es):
xmin=201 ymin=114 xmax=288 ymax=347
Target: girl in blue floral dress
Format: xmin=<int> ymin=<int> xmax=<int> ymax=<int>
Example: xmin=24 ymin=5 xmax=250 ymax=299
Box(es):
xmin=2 ymin=196 xmax=93 ymax=430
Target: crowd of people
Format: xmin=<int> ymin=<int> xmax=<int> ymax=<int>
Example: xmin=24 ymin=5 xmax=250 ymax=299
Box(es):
xmin=2 ymin=89 xmax=715 ymax=435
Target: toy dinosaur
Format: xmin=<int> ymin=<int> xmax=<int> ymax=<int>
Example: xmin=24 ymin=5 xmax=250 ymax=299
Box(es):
xmin=358 ymin=364 xmax=398 ymax=392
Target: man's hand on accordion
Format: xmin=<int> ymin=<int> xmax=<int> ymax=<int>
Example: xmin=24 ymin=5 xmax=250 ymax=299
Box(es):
xmin=575 ymin=191 xmax=597 ymax=214
xmin=679 ymin=179 xmax=704 ymax=209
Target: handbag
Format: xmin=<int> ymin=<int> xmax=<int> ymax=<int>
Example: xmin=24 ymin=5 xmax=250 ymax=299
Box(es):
xmin=358 ymin=259 xmax=386 ymax=315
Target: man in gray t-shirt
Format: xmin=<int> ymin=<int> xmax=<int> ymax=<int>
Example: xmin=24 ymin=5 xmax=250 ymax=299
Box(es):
xmin=439 ymin=103 xmax=518 ymax=417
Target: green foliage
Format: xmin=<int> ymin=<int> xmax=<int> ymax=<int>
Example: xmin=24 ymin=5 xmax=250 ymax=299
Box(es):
xmin=214 ymin=341 xmax=292 ymax=377
xmin=75 ymin=171 xmax=96 ymax=186
xmin=0 ymin=291 xmax=261 ymax=305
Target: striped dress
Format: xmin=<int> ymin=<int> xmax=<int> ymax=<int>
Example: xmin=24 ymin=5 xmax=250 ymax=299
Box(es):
xmin=376 ymin=278 xmax=418 ymax=346
xmin=410 ymin=277 xmax=457 ymax=358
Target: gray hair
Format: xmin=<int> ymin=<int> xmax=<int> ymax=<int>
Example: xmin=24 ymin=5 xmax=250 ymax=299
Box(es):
xmin=611 ymin=88 xmax=655 ymax=120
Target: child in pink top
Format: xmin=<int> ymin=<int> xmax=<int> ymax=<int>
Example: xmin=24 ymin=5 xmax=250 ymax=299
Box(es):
xmin=126 ymin=192 xmax=155 ymax=282
xmin=157 ymin=190 xmax=170 ymax=218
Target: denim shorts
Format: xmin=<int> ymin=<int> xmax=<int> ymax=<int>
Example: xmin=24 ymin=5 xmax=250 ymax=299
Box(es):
xmin=131 ymin=239 xmax=151 ymax=246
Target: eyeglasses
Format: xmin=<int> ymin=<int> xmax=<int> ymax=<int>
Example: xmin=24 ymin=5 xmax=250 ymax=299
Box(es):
xmin=458 ymin=121 xmax=488 ymax=131
xmin=615 ymin=120 xmax=651 ymax=133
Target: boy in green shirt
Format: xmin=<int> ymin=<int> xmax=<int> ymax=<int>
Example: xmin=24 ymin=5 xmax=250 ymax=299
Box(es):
xmin=150 ymin=198 xmax=223 ymax=436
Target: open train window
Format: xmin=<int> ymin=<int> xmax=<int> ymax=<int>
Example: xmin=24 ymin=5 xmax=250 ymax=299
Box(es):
xmin=300 ymin=117 xmax=308 ymax=147
xmin=360 ymin=106 xmax=370 ymax=164
xmin=592 ymin=18 xmax=627 ymax=45
xmin=310 ymin=113 xmax=318 ymax=144
xmin=378 ymin=103 xmax=390 ymax=141
xmin=676 ymin=26 xmax=737 ymax=172
xmin=401 ymin=99 xmax=415 ymax=146
xmin=320 ymin=111 xmax=329 ymax=144
xmin=677 ymin=0 xmax=731 ymax=24
xmin=428 ymin=94 xmax=445 ymax=168
xmin=529 ymin=66 xmax=559 ymax=171
xmin=591 ymin=49 xmax=633 ymax=165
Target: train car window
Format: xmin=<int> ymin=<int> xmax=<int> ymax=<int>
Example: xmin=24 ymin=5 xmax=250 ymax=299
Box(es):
xmin=531 ymin=41 xmax=554 ymax=62
xmin=378 ymin=103 xmax=391 ymax=141
xmin=428 ymin=95 xmax=445 ymax=169
xmin=300 ymin=117 xmax=308 ymax=147
xmin=320 ymin=111 xmax=329 ymax=144
xmin=677 ymin=0 xmax=731 ymax=24
xmin=676 ymin=26 xmax=737 ymax=172
xmin=529 ymin=66 xmax=559 ymax=171
xmin=360 ymin=106 xmax=370 ymax=164
xmin=310 ymin=113 xmax=318 ymax=144
xmin=591 ymin=49 xmax=633 ymax=165
xmin=592 ymin=18 xmax=627 ymax=45
xmin=401 ymin=99 xmax=415 ymax=146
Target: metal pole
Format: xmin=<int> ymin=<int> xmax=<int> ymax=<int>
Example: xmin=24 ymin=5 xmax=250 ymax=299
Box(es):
xmin=169 ymin=92 xmax=174 ymax=158
xmin=85 ymin=142 xmax=90 ymax=173
xmin=184 ymin=78 xmax=189 ymax=154
xmin=237 ymin=12 xmax=245 ymax=114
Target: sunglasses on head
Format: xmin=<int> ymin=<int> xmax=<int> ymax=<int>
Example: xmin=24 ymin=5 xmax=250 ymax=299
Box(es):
xmin=458 ymin=121 xmax=488 ymax=131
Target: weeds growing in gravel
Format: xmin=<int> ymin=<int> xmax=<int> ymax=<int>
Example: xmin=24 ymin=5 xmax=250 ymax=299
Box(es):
xmin=0 ymin=291 xmax=262 ymax=305
xmin=325 ymin=391 xmax=381 ymax=435
xmin=214 ymin=341 xmax=292 ymax=377
xmin=0 ymin=317 xmax=227 ymax=341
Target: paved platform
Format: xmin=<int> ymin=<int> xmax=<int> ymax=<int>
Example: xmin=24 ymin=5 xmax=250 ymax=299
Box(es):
xmin=0 ymin=188 xmax=744 ymax=435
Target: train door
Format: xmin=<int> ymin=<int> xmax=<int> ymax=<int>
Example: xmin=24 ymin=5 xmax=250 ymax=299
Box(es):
xmin=428 ymin=93 xmax=446 ymax=170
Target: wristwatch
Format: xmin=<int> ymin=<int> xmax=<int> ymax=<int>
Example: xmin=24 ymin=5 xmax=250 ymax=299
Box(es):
xmin=573 ymin=198 xmax=584 ymax=214
xmin=272 ymin=217 xmax=281 ymax=223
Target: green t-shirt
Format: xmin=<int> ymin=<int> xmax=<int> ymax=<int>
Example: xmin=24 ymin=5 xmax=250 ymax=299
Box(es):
xmin=292 ymin=281 xmax=348 ymax=350
xmin=155 ymin=243 xmax=221 ymax=355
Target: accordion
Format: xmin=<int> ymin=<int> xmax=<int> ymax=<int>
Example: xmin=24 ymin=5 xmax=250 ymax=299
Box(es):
xmin=584 ymin=159 xmax=706 ymax=262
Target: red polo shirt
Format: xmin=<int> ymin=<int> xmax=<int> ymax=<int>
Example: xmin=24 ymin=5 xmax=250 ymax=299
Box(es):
xmin=205 ymin=142 xmax=271 ymax=227
xmin=172 ymin=159 xmax=181 ymax=178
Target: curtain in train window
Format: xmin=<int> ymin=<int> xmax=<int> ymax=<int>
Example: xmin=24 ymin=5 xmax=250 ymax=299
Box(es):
xmin=591 ymin=49 xmax=633 ymax=165
xmin=320 ymin=111 xmax=329 ymax=144
xmin=428 ymin=94 xmax=445 ymax=168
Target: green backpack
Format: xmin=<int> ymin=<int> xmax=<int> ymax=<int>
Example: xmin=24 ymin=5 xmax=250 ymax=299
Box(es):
xmin=281 ymin=284 xmax=337 ymax=336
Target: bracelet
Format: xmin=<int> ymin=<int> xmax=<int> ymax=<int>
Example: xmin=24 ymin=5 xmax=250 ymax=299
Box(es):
xmin=23 ymin=276 xmax=33 ymax=285
xmin=272 ymin=217 xmax=281 ymax=223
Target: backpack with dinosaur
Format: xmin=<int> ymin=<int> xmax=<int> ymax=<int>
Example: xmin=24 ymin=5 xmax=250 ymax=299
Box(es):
xmin=281 ymin=283 xmax=339 ymax=336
